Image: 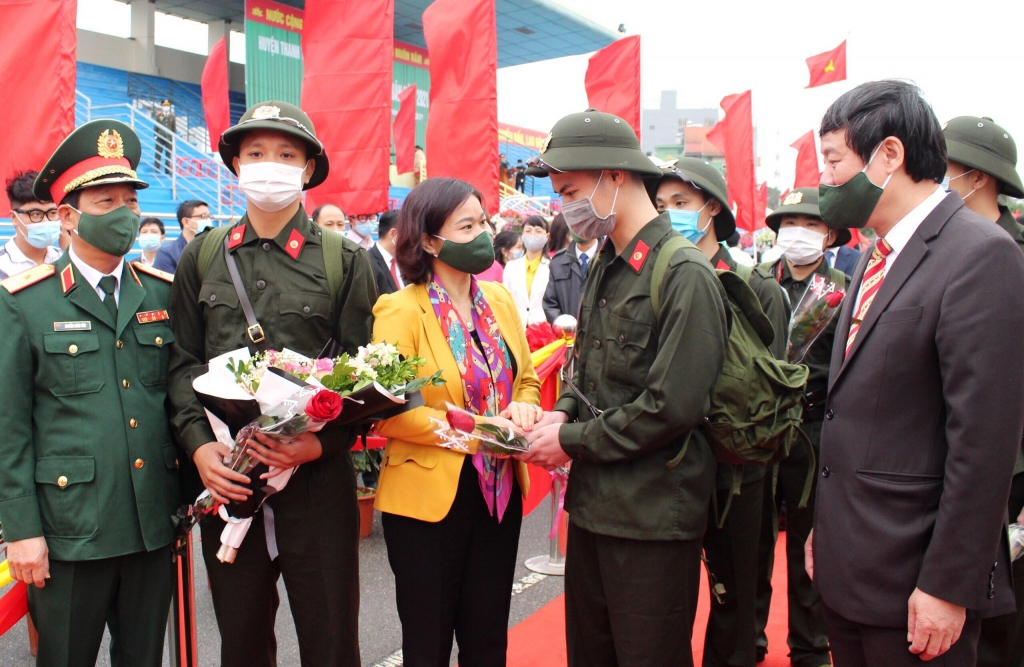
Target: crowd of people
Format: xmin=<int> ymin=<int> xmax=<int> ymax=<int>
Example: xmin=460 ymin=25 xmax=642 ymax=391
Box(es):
xmin=2 ymin=79 xmax=1024 ymax=667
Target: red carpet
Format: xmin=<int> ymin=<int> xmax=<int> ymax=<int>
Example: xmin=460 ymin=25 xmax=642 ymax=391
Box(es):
xmin=508 ymin=533 xmax=796 ymax=666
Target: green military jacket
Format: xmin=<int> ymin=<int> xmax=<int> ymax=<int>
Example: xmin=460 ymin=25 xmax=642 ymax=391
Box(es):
xmin=167 ymin=208 xmax=377 ymax=458
xmin=710 ymin=246 xmax=790 ymax=361
xmin=0 ymin=255 xmax=180 ymax=560
xmin=555 ymin=212 xmax=729 ymax=541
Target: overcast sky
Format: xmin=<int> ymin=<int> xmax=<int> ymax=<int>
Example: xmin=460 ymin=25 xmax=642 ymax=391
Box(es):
xmin=500 ymin=0 xmax=1024 ymax=188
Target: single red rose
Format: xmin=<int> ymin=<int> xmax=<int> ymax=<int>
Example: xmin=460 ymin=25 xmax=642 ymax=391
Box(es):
xmin=825 ymin=291 xmax=844 ymax=308
xmin=306 ymin=390 xmax=342 ymax=422
xmin=446 ymin=409 xmax=477 ymax=434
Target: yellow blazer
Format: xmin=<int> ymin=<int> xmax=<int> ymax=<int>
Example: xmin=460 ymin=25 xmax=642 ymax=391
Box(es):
xmin=372 ymin=281 xmax=541 ymax=522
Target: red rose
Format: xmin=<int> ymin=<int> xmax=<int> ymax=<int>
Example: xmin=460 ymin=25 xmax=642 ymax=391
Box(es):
xmin=825 ymin=291 xmax=844 ymax=308
xmin=306 ymin=390 xmax=342 ymax=422
xmin=447 ymin=409 xmax=477 ymax=434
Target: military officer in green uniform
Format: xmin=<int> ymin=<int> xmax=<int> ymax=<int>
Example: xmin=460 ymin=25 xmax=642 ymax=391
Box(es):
xmin=651 ymin=158 xmax=790 ymax=666
xmin=945 ymin=116 xmax=1024 ymax=667
xmin=0 ymin=119 xmax=179 ymax=667
xmin=166 ymin=101 xmax=376 ymax=667
xmin=521 ymin=110 xmax=730 ymax=667
xmin=754 ymin=187 xmax=848 ymax=667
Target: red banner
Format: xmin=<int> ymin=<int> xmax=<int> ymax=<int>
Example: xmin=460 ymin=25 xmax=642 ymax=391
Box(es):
xmin=706 ymin=91 xmax=756 ymax=232
xmin=301 ymin=0 xmax=394 ymax=215
xmin=423 ymin=0 xmax=498 ymax=215
xmin=394 ymin=84 xmax=417 ymax=174
xmin=498 ymin=122 xmax=549 ymax=151
xmin=806 ymin=40 xmax=847 ymax=89
xmin=791 ymin=130 xmax=822 ymax=188
xmin=0 ymin=0 xmax=75 ymax=211
xmin=202 ymin=36 xmax=231 ymax=153
xmin=585 ymin=35 xmax=641 ymax=140
xmin=245 ymin=0 xmax=304 ymax=32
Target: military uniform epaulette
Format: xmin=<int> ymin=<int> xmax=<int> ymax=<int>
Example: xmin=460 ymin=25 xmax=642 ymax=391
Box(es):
xmin=1 ymin=263 xmax=56 ymax=293
xmin=131 ymin=261 xmax=174 ymax=283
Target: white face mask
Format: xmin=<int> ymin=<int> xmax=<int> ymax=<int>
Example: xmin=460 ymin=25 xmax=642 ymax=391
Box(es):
xmin=775 ymin=226 xmax=828 ymax=266
xmin=237 ymin=161 xmax=306 ymax=212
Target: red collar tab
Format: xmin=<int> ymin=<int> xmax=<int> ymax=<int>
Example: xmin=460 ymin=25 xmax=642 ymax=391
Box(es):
xmin=716 ymin=258 xmax=730 ymax=270
xmin=628 ymin=240 xmax=650 ymax=272
xmin=227 ymin=225 xmax=246 ymax=250
xmin=285 ymin=229 xmax=305 ymax=260
xmin=60 ymin=264 xmax=75 ymax=294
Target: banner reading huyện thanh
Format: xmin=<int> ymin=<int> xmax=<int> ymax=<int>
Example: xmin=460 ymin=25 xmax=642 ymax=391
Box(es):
xmin=244 ymin=0 xmax=304 ymax=107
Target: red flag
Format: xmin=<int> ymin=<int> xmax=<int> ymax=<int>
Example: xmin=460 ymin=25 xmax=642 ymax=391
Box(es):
xmin=201 ymin=36 xmax=230 ymax=153
xmin=394 ymin=84 xmax=417 ymax=174
xmin=805 ymin=40 xmax=847 ymax=89
xmin=791 ymin=130 xmax=822 ymax=188
xmin=302 ymin=0 xmax=394 ymax=215
xmin=423 ymin=0 xmax=498 ymax=215
xmin=0 ymin=0 xmax=75 ymax=211
xmin=706 ymin=91 xmax=756 ymax=232
xmin=585 ymin=35 xmax=641 ymax=139
xmin=755 ymin=182 xmax=768 ymax=229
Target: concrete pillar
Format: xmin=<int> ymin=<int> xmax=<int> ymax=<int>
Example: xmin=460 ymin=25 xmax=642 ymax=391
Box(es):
xmin=208 ymin=19 xmax=232 ymax=53
xmin=129 ymin=0 xmax=157 ymax=75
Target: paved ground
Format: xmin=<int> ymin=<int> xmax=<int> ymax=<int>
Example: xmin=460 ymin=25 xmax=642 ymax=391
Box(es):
xmin=0 ymin=506 xmax=563 ymax=667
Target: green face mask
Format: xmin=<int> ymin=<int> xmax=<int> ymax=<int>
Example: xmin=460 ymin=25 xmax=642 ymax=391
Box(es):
xmin=818 ymin=145 xmax=893 ymax=229
xmin=434 ymin=231 xmax=495 ymax=275
xmin=568 ymin=230 xmax=588 ymax=244
xmin=72 ymin=205 xmax=141 ymax=257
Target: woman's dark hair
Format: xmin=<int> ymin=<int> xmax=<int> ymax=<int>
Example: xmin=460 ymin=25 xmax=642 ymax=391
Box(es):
xmin=395 ymin=177 xmax=483 ymax=285
xmin=493 ymin=230 xmax=521 ymax=267
xmin=522 ymin=215 xmax=548 ymax=232
xmin=547 ymin=213 xmax=568 ymax=254
xmin=819 ymin=80 xmax=946 ymax=184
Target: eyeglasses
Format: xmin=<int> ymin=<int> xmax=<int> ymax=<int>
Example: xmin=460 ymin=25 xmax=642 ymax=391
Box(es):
xmin=188 ymin=214 xmax=212 ymax=221
xmin=14 ymin=208 xmax=60 ymax=223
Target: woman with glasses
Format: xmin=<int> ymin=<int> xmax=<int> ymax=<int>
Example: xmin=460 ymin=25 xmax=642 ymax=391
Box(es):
xmin=1 ymin=170 xmax=63 ymax=280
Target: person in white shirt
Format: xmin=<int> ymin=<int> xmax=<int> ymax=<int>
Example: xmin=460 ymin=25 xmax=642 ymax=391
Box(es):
xmin=137 ymin=217 xmax=166 ymax=267
xmin=346 ymin=213 xmax=377 ymax=250
xmin=502 ymin=215 xmax=550 ymax=326
xmin=0 ymin=171 xmax=63 ymax=279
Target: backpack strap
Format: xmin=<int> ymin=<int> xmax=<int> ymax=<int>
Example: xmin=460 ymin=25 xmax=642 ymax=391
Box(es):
xmin=650 ymin=236 xmax=692 ymax=316
xmin=197 ymin=225 xmax=233 ymax=282
xmin=320 ymin=229 xmax=346 ymax=303
xmin=828 ymin=266 xmax=848 ymax=289
xmin=734 ymin=263 xmax=753 ymax=283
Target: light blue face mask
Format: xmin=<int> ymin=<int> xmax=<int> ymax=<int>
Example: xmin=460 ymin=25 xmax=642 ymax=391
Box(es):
xmin=138 ymin=233 xmax=162 ymax=251
xmin=21 ymin=219 xmax=63 ymax=249
xmin=194 ymin=219 xmax=214 ymax=234
xmin=355 ymin=222 xmax=377 ymax=238
xmin=667 ymin=202 xmax=712 ymax=244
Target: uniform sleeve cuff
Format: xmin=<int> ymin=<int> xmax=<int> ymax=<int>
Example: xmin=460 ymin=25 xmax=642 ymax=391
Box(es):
xmin=559 ymin=422 xmax=587 ymax=459
xmin=0 ymin=495 xmax=43 ymax=542
xmin=553 ymin=396 xmax=579 ymax=421
xmin=182 ymin=422 xmax=217 ymax=458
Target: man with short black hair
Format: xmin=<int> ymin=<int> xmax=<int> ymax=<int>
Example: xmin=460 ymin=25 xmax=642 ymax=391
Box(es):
xmin=1 ymin=170 xmax=62 ymax=279
xmin=809 ymin=80 xmax=1024 ymax=665
xmin=137 ymin=217 xmax=165 ymax=267
xmin=153 ymin=199 xmax=210 ymax=273
xmin=367 ymin=209 xmax=402 ymax=295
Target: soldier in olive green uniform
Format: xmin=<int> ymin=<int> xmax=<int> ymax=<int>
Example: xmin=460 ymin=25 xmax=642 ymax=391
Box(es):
xmin=651 ymin=159 xmax=790 ymax=666
xmin=166 ymin=102 xmax=376 ymax=667
xmin=754 ymin=188 xmax=848 ymax=667
xmin=0 ymin=120 xmax=179 ymax=666
xmin=944 ymin=116 xmax=1024 ymax=667
xmin=522 ymin=110 xmax=729 ymax=667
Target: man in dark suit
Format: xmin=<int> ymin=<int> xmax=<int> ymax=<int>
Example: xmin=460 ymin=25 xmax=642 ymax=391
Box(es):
xmin=367 ymin=210 xmax=402 ymax=296
xmin=824 ymin=244 xmax=861 ymax=279
xmin=807 ymin=80 xmax=1024 ymax=666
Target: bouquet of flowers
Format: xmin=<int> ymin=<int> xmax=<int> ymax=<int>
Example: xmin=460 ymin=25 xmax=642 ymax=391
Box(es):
xmin=191 ymin=343 xmax=444 ymax=562
xmin=787 ymin=274 xmax=846 ymax=365
xmin=430 ymin=403 xmax=530 ymax=458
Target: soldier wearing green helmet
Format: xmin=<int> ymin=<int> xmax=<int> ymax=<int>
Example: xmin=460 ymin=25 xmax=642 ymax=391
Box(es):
xmin=521 ymin=110 xmax=729 ymax=666
xmin=167 ymin=101 xmax=376 ymax=666
xmin=949 ymin=116 xmax=1024 ymax=667
xmin=650 ymin=159 xmax=790 ymax=666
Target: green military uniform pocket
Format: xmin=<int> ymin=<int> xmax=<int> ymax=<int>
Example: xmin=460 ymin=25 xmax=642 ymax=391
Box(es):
xmin=604 ymin=312 xmax=653 ymax=388
xmin=41 ymin=332 xmax=104 ymax=396
xmin=279 ymin=291 xmax=332 ymax=323
xmin=34 ymin=456 xmax=99 ymax=538
xmin=198 ymin=281 xmax=241 ymax=354
xmin=134 ymin=325 xmax=174 ymax=386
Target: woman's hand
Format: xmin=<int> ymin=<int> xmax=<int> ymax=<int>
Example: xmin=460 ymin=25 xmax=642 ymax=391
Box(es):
xmin=500 ymin=401 xmax=544 ymax=432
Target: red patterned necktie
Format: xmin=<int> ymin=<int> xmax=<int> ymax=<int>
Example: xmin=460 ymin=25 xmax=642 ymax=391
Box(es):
xmin=390 ymin=257 xmax=400 ymax=287
xmin=845 ymin=239 xmax=893 ymax=356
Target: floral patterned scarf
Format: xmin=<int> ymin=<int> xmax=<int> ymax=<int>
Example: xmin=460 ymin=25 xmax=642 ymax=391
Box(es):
xmin=429 ymin=275 xmax=515 ymax=521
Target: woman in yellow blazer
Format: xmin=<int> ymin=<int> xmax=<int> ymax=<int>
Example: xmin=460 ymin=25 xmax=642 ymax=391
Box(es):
xmin=373 ymin=178 xmax=541 ymax=667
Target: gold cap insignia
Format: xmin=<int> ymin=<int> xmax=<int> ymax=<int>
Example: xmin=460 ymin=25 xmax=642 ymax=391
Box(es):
xmin=97 ymin=129 xmax=124 ymax=159
xmin=540 ymin=133 xmax=552 ymax=154
xmin=783 ymin=191 xmax=804 ymax=206
xmin=252 ymin=105 xmax=282 ymax=120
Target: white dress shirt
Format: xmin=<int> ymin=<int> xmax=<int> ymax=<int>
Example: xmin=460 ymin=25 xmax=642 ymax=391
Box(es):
xmin=0 ymin=239 xmax=62 ymax=280
xmin=346 ymin=229 xmax=374 ymax=250
xmin=69 ymin=245 xmax=124 ymax=306
xmin=576 ymin=241 xmax=598 ymax=266
xmin=375 ymin=242 xmax=404 ymax=289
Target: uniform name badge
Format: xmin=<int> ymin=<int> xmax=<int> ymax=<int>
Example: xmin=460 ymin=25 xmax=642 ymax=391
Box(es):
xmin=136 ymin=309 xmax=169 ymax=324
xmin=53 ymin=321 xmax=92 ymax=332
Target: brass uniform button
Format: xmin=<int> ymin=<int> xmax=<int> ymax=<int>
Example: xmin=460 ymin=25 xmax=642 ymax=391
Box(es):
xmin=129 ymin=418 xmax=138 ymax=428
xmin=57 ymin=475 xmax=68 ymax=488
xmin=68 ymin=344 xmax=79 ymax=354
xmin=134 ymin=459 xmax=144 ymax=469
xmin=154 ymin=336 xmax=163 ymax=346
xmin=122 ymin=379 xmax=130 ymax=388
xmin=115 ymin=340 xmax=124 ymax=349
xmin=617 ymin=334 xmax=625 ymax=343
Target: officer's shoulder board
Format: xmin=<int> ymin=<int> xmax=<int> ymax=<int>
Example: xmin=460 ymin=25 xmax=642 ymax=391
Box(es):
xmin=1 ymin=263 xmax=57 ymax=293
xmin=131 ymin=261 xmax=174 ymax=283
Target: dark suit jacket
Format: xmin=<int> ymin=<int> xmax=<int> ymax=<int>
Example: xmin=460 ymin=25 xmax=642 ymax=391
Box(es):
xmin=367 ymin=244 xmax=398 ymax=296
xmin=815 ymin=192 xmax=1024 ymax=627
xmin=831 ymin=245 xmax=861 ymax=279
xmin=542 ymin=241 xmax=588 ymax=323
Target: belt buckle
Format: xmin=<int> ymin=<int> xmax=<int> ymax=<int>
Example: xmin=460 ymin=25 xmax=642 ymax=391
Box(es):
xmin=247 ymin=323 xmax=266 ymax=344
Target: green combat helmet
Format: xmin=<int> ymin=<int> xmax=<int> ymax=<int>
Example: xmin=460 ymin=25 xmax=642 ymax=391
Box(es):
xmin=525 ymin=109 xmax=661 ymax=179
xmin=649 ymin=157 xmax=737 ymax=241
xmin=766 ymin=187 xmax=851 ymax=248
xmin=944 ymin=116 xmax=1024 ymax=199
xmin=219 ymin=100 xmax=330 ymax=189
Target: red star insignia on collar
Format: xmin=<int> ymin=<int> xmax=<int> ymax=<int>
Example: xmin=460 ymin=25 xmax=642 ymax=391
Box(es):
xmin=628 ymin=240 xmax=650 ymax=272
xmin=285 ymin=229 xmax=305 ymax=260
xmin=227 ymin=225 xmax=245 ymax=250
